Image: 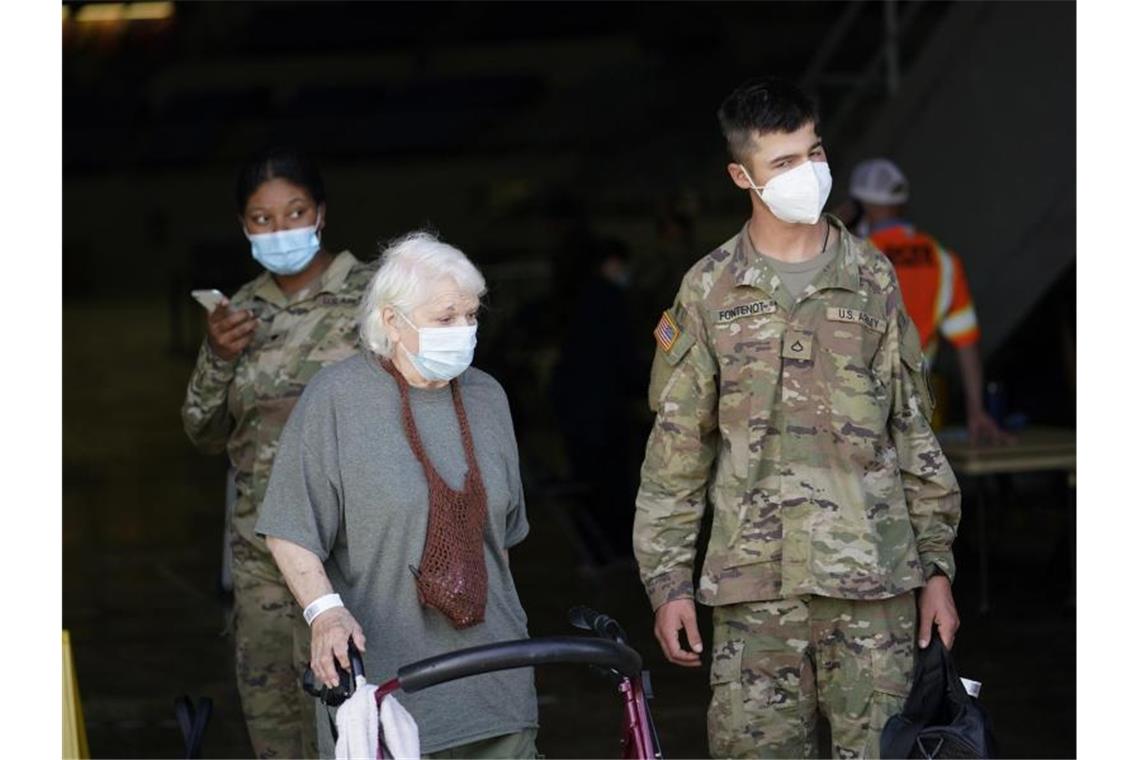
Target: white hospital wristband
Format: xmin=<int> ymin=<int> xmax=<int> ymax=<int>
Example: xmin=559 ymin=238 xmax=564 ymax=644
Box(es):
xmin=303 ymin=593 xmax=344 ymax=625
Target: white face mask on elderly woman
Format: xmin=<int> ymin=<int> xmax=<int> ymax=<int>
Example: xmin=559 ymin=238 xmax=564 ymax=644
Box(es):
xmin=397 ymin=310 xmax=477 ymax=382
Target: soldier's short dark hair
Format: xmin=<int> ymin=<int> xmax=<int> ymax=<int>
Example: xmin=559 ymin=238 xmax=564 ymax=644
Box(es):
xmin=717 ymin=78 xmax=821 ymax=164
xmin=235 ymin=147 xmax=327 ymax=212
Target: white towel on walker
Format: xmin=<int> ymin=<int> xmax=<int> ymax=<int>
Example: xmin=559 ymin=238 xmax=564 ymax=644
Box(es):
xmin=335 ymin=676 xmax=420 ymax=760
xmin=378 ymin=689 xmax=420 ymax=759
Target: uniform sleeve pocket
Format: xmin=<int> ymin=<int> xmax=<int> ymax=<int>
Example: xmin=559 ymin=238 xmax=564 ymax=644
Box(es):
xmin=656 ymin=304 xmax=698 ymax=367
xmin=899 ymin=319 xmax=934 ymax=420
xmin=662 ymin=328 xmax=695 ymax=367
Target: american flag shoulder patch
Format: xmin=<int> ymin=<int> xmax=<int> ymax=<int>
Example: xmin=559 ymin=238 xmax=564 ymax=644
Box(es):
xmin=654 ymin=310 xmax=680 ymax=352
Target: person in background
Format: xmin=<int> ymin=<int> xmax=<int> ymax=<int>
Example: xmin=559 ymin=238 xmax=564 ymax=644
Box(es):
xmin=847 ymin=158 xmax=1011 ymax=443
xmin=256 ymin=231 xmax=539 ymax=758
xmin=550 ymin=236 xmax=641 ymax=565
xmin=181 ymin=147 xmax=377 ymax=759
xmin=633 ymin=194 xmax=699 ymax=328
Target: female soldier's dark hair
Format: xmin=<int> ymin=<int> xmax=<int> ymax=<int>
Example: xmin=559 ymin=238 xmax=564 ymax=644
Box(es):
xmin=234 ymin=147 xmax=327 ymax=212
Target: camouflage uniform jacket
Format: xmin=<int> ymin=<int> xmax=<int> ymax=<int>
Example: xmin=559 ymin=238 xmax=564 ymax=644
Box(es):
xmin=634 ymin=216 xmax=960 ymax=610
xmin=181 ymin=250 xmax=378 ymax=546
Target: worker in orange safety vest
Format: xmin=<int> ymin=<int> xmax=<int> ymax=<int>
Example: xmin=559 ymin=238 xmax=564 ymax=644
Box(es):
xmin=847 ymin=158 xmax=1011 ymax=444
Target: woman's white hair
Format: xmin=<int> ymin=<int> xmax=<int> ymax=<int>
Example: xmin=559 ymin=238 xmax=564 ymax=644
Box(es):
xmin=358 ymin=230 xmax=487 ymax=358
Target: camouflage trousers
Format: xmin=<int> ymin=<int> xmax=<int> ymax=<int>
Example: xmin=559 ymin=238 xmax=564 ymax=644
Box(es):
xmin=707 ymin=593 xmax=915 ymax=759
xmin=232 ymin=533 xmax=319 ymax=759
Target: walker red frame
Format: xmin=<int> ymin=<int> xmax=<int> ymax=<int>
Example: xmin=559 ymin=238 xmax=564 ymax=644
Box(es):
xmin=316 ymin=609 xmax=663 ymax=760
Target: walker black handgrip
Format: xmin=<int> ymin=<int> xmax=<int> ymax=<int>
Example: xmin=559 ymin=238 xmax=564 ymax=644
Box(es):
xmin=568 ymin=606 xmax=628 ymax=643
xmin=396 ymin=636 xmax=642 ymax=693
xmin=302 ymin=637 xmax=365 ymax=706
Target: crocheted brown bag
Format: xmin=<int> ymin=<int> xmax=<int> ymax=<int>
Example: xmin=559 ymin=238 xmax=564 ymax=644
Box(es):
xmin=381 ymin=359 xmax=488 ymax=628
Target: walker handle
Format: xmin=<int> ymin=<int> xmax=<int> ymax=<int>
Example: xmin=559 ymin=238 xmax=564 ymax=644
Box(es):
xmin=396 ymin=636 xmax=642 ymax=693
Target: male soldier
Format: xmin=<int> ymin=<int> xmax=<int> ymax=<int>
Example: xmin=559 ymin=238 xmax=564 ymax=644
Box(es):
xmin=847 ymin=158 xmax=1009 ymax=443
xmin=634 ymin=78 xmax=962 ymax=758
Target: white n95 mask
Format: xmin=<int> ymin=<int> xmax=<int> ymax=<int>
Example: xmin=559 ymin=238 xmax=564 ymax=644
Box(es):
xmin=398 ymin=311 xmax=477 ymax=382
xmin=742 ymin=161 xmax=833 ymax=225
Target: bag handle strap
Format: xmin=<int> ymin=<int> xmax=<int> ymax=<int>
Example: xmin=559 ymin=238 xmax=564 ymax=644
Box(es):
xmin=174 ymin=695 xmax=213 ymax=759
xmin=903 ymin=630 xmax=948 ymax=722
xmin=936 ymin=631 xmax=972 ymax=706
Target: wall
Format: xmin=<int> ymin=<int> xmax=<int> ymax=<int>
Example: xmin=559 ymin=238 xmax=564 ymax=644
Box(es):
xmin=838 ymin=1 xmax=1075 ymax=356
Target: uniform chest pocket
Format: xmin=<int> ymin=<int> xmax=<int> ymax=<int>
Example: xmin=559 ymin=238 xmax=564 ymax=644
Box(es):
xmin=817 ymin=308 xmax=888 ymax=390
xmin=817 ymin=308 xmax=890 ymax=456
xmin=819 ymin=307 xmax=886 ymax=366
xmin=306 ymin=317 xmax=360 ymax=364
xmin=711 ymin=313 xmax=783 ymax=479
xmin=255 ymin=312 xmax=357 ymax=399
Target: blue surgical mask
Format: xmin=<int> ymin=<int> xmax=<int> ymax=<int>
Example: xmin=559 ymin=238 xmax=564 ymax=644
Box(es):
xmin=245 ymin=216 xmax=322 ymax=275
xmin=398 ymin=310 xmax=477 ymax=382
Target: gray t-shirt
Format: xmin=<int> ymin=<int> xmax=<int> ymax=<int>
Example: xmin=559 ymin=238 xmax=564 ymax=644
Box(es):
xmin=743 ymin=220 xmax=839 ymax=300
xmin=255 ymin=353 xmax=538 ymax=755
xmin=761 ymin=245 xmax=837 ymax=300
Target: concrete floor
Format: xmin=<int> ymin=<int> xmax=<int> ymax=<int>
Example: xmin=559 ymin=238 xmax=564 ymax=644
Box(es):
xmin=63 ymin=300 xmax=1075 ymax=758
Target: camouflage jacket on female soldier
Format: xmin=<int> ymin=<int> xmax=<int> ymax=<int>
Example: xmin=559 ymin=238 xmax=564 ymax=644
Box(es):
xmin=634 ymin=216 xmax=961 ymax=610
xmin=181 ymin=250 xmax=378 ymax=546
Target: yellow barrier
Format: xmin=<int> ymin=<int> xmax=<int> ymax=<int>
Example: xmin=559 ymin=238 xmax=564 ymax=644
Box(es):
xmin=62 ymin=630 xmax=90 ymax=759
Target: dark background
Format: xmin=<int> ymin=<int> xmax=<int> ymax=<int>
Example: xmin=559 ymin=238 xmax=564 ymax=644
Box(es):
xmin=62 ymin=2 xmax=1076 ymax=757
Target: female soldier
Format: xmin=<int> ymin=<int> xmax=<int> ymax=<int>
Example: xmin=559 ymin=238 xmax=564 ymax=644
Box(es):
xmin=181 ymin=148 xmax=376 ymax=759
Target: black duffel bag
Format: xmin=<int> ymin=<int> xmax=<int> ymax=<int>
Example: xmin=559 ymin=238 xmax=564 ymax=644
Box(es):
xmin=880 ymin=630 xmax=998 ymax=759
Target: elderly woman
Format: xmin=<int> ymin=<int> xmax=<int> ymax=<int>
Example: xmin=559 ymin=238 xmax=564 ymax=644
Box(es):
xmin=255 ymin=231 xmax=539 ymax=758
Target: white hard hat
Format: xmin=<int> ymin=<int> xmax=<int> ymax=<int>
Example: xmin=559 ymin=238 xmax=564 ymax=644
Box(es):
xmin=849 ymin=158 xmax=909 ymax=205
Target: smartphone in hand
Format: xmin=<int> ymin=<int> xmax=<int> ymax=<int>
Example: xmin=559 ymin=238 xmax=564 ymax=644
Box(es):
xmin=191 ymin=289 xmax=228 ymax=312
